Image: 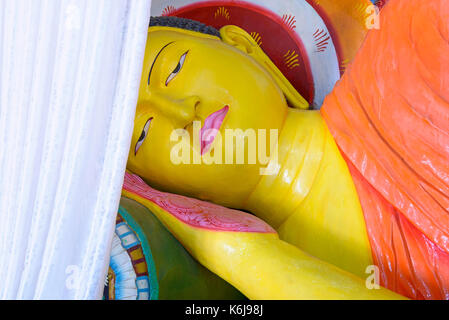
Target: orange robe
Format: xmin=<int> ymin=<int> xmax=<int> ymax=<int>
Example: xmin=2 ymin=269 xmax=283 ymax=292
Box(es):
xmin=321 ymin=0 xmax=449 ymax=299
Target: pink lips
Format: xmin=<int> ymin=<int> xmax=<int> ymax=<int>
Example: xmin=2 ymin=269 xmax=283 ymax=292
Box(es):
xmin=200 ymin=105 xmax=229 ymax=155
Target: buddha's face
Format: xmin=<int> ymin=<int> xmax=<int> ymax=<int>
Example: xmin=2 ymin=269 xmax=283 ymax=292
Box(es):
xmin=127 ymin=27 xmax=288 ymax=207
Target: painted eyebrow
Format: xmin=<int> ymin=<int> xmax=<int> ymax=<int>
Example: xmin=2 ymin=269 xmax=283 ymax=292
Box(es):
xmin=148 ymin=41 xmax=175 ymax=85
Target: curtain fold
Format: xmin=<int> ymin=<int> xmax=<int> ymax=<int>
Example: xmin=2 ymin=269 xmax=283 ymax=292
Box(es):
xmin=0 ymin=0 xmax=151 ymax=299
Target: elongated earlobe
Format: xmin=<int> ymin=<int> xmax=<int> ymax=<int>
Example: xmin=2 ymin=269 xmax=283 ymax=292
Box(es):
xmin=219 ymin=25 xmax=256 ymax=54
xmin=220 ymin=25 xmax=309 ymax=110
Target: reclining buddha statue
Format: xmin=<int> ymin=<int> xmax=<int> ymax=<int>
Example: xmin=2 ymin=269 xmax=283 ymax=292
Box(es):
xmin=110 ymin=0 xmax=449 ymax=300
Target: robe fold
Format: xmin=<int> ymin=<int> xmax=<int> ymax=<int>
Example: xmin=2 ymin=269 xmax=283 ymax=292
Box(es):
xmin=321 ymin=0 xmax=449 ymax=299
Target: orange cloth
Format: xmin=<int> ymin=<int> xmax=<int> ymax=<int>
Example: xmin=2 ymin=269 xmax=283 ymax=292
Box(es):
xmin=321 ymin=0 xmax=449 ymax=299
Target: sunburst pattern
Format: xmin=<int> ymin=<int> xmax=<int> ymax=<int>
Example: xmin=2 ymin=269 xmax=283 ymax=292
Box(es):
xmin=162 ymin=5 xmax=176 ymax=16
xmin=214 ymin=7 xmax=230 ymax=20
xmin=281 ymin=14 xmax=296 ymax=31
xmin=340 ymin=58 xmax=351 ymax=74
xmin=250 ymin=32 xmax=262 ymax=46
xmin=354 ymin=1 xmax=371 ymax=20
xmin=313 ymin=28 xmax=330 ymax=53
xmin=283 ymin=50 xmax=300 ymax=70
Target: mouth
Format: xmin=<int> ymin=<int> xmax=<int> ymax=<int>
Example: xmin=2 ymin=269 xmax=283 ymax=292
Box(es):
xmin=200 ymin=105 xmax=229 ymax=155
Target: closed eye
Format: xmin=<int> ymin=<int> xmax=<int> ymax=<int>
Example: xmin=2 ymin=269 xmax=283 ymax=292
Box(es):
xmin=165 ymin=51 xmax=188 ymax=86
xmin=134 ymin=117 xmax=153 ymax=155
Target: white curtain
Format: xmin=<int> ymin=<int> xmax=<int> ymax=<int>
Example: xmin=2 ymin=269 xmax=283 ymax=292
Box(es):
xmin=0 ymin=0 xmax=151 ymax=299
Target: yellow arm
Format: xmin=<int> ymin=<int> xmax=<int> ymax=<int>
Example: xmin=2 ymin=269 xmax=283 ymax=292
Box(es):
xmin=123 ymin=189 xmax=405 ymax=300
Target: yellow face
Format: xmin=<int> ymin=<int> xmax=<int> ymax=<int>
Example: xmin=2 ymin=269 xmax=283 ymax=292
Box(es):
xmin=127 ymin=27 xmax=288 ymax=207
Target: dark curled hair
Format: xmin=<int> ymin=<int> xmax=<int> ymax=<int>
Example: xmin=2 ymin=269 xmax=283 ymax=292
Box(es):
xmin=149 ymin=16 xmax=221 ymax=38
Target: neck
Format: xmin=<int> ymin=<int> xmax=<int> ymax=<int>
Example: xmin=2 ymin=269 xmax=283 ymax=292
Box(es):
xmin=243 ymin=108 xmax=373 ymax=278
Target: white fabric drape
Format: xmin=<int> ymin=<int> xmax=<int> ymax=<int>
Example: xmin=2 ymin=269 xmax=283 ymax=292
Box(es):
xmin=0 ymin=0 xmax=151 ymax=299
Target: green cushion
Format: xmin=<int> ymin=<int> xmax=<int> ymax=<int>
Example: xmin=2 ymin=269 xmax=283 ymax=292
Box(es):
xmin=119 ymin=196 xmax=246 ymax=300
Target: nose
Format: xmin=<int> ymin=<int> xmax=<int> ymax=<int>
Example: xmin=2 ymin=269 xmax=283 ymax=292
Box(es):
xmin=146 ymin=92 xmax=200 ymax=126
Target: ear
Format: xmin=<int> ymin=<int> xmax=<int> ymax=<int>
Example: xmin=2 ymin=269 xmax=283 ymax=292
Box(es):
xmin=219 ymin=25 xmax=258 ymax=55
xmin=220 ymin=25 xmax=309 ymax=110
